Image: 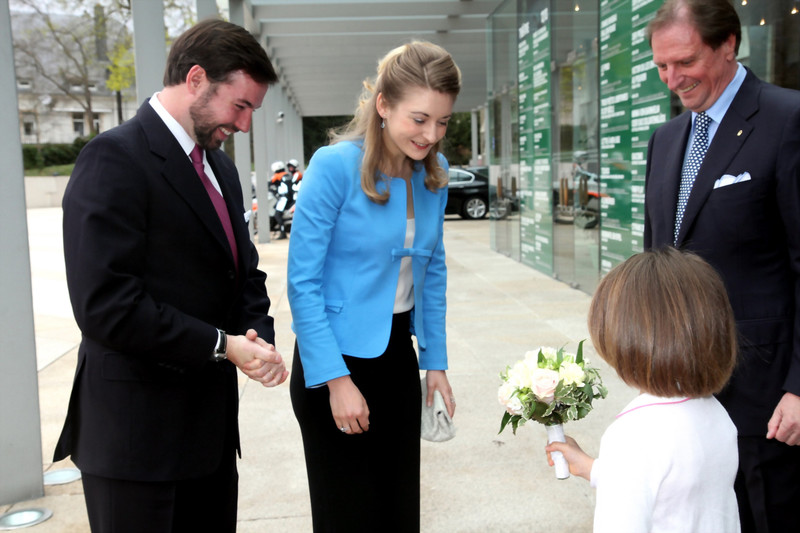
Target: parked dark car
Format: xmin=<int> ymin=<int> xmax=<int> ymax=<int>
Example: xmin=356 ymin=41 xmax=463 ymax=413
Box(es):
xmin=446 ymin=167 xmax=490 ymax=219
xmin=446 ymin=166 xmax=519 ymax=220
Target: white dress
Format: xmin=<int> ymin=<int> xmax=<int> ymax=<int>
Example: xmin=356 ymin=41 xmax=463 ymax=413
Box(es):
xmin=590 ymin=393 xmax=740 ymax=533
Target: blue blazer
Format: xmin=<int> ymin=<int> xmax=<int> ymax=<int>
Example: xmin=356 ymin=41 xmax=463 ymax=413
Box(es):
xmin=288 ymin=141 xmax=449 ymax=387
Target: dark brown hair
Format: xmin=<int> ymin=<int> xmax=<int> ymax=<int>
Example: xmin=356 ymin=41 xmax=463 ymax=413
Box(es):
xmin=588 ymin=247 xmax=737 ymax=397
xmin=647 ymin=0 xmax=741 ymax=55
xmin=331 ymin=41 xmax=461 ymax=204
xmin=163 ymin=19 xmax=277 ymax=86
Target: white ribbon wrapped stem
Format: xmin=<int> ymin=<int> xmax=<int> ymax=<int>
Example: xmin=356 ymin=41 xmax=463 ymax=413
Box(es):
xmin=546 ymin=423 xmax=570 ymax=479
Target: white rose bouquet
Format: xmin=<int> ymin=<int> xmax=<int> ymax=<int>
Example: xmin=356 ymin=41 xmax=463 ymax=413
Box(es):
xmin=498 ymin=341 xmax=607 ymax=478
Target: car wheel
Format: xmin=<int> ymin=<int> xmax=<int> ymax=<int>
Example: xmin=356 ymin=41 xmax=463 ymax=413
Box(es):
xmin=461 ymin=196 xmax=487 ymax=219
xmin=489 ymin=198 xmax=510 ymax=220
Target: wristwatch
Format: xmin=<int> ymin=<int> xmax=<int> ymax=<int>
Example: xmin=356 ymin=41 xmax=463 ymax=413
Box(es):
xmin=212 ymin=329 xmax=227 ymax=362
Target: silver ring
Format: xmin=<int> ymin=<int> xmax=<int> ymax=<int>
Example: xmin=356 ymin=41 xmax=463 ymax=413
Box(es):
xmin=450 ymin=397 xmax=456 ymax=405
xmin=340 ymin=426 xmax=349 ymax=433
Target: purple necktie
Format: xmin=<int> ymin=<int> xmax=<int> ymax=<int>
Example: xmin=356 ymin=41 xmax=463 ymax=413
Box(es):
xmin=190 ymin=144 xmax=239 ymax=271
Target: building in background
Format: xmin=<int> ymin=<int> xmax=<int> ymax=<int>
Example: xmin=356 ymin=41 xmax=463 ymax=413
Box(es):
xmin=486 ymin=0 xmax=800 ymax=293
xmin=12 ymin=8 xmax=137 ymax=147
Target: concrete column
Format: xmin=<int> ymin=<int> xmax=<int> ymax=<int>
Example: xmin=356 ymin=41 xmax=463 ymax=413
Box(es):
xmin=259 ymin=84 xmax=282 ymax=243
xmin=286 ymin=103 xmax=299 ymax=163
xmin=0 ymin=1 xmax=44 ymax=506
xmin=471 ymin=108 xmax=480 ymax=165
xmin=195 ymin=0 xmax=219 ymax=20
xmin=292 ymin=109 xmax=305 ymax=168
xmin=228 ymin=1 xmax=254 ymax=224
xmin=252 ymin=102 xmax=269 ymax=242
xmin=228 ymin=0 xmax=257 ymax=34
xmin=131 ymin=0 xmax=166 ymax=104
xmin=232 ymin=130 xmax=252 ymax=237
xmin=272 ymin=88 xmax=285 ymax=162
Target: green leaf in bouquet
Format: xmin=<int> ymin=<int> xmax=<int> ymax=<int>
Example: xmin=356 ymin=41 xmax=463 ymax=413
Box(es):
xmin=576 ymin=339 xmax=585 ymax=365
xmin=576 ymin=403 xmax=591 ymax=419
xmin=582 ymin=382 xmax=593 ymax=398
xmin=558 ymin=395 xmax=578 ymax=406
xmin=539 ymin=400 xmax=555 ymax=417
xmin=499 ymin=411 xmax=512 ymax=434
xmin=567 ymin=405 xmax=578 ymax=421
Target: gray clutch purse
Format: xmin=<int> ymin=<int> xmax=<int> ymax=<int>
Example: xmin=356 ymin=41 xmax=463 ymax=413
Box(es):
xmin=420 ymin=377 xmax=455 ymax=442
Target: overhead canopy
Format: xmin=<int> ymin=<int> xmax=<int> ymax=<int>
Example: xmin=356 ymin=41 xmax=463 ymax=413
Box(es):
xmin=246 ymin=0 xmax=503 ymax=117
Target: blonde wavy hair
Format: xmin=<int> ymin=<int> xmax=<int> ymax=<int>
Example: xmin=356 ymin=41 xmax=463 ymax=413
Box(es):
xmin=330 ymin=41 xmax=462 ymax=204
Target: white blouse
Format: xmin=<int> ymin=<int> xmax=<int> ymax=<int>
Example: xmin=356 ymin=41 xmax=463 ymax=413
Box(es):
xmin=591 ymin=393 xmax=740 ymax=533
xmin=393 ymin=218 xmax=415 ymax=313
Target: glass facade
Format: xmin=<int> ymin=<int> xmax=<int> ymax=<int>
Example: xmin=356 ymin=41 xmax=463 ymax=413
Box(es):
xmin=487 ymin=0 xmax=800 ymax=294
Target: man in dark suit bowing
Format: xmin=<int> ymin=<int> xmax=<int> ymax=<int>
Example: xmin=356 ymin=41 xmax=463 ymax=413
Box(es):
xmin=644 ymin=1 xmax=800 ymax=531
xmin=53 ymin=19 xmax=288 ymax=533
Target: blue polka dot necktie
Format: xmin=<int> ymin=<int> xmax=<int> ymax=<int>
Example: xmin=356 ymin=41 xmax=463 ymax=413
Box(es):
xmin=674 ymin=111 xmax=712 ymax=244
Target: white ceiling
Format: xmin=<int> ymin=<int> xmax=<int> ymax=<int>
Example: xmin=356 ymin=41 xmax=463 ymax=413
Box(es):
xmin=246 ymin=0 xmax=504 ymax=116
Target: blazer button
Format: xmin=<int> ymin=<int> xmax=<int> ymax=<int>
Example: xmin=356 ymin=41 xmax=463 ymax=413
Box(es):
xmin=227 ymin=270 xmax=235 ymax=280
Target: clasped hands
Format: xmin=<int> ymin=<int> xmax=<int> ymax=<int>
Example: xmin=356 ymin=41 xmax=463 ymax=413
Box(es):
xmin=226 ymin=329 xmax=288 ymax=387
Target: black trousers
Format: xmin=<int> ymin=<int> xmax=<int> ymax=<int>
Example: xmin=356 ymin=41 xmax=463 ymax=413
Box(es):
xmin=81 ymin=448 xmax=238 ymax=533
xmin=290 ymin=311 xmax=422 ymax=533
xmin=735 ymin=435 xmax=800 ymax=533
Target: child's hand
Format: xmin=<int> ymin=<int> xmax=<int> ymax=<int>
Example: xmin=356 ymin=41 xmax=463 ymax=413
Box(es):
xmin=545 ymin=436 xmax=594 ymax=481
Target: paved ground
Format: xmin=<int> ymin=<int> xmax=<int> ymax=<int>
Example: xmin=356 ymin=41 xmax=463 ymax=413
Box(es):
xmin=4 ymin=208 xmax=637 ymax=532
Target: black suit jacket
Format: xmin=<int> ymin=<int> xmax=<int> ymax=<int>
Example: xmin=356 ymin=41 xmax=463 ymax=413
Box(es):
xmin=644 ymin=69 xmax=800 ymax=436
xmin=54 ymin=101 xmax=275 ymax=481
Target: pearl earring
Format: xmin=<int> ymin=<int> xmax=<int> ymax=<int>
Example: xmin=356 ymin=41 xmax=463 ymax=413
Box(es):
xmin=381 ymin=118 xmax=385 ymax=129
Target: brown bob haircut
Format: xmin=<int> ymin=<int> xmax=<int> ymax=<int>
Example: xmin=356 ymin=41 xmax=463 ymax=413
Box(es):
xmin=163 ymin=19 xmax=278 ymax=87
xmin=588 ymin=247 xmax=737 ymax=397
xmin=646 ymin=0 xmax=742 ymax=55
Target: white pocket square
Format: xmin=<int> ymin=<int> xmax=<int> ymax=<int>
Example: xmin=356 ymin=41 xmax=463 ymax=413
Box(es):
xmin=714 ymin=172 xmax=751 ymax=189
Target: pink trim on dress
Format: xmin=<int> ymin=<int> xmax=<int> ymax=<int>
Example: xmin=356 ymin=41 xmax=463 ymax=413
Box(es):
xmin=615 ymin=397 xmax=691 ymax=419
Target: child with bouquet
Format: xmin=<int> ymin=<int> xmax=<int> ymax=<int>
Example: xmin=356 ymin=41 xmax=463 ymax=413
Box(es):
xmin=546 ymin=247 xmax=740 ymax=532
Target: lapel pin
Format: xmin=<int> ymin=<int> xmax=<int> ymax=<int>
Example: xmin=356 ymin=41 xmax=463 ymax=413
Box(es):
xmin=737 ymin=130 xmax=742 ymax=136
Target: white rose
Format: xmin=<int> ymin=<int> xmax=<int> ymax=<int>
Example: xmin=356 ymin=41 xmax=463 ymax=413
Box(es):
xmin=497 ymin=381 xmax=517 ymax=405
xmin=560 ymin=362 xmax=586 ymax=387
xmin=504 ymin=395 xmax=524 ymax=416
xmin=538 ymin=346 xmax=559 ymax=359
xmin=523 ymin=349 xmax=540 ymax=362
xmin=507 ymin=360 xmax=533 ymax=389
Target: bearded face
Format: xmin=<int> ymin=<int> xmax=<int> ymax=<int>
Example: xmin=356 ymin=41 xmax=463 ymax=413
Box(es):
xmin=189 ymin=84 xmax=235 ymax=151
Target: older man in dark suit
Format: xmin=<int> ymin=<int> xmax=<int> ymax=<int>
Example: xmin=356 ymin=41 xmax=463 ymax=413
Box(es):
xmin=53 ymin=19 xmax=288 ymax=533
xmin=643 ymin=1 xmax=800 ymax=531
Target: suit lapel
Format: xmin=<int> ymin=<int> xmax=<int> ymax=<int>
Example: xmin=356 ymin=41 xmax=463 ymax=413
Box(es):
xmin=207 ymin=150 xmax=247 ymax=267
xmin=646 ymin=113 xmax=691 ymax=246
xmin=658 ymin=115 xmax=691 ymax=244
xmin=138 ymin=103 xmax=236 ymax=264
xmin=676 ymin=70 xmax=760 ymax=245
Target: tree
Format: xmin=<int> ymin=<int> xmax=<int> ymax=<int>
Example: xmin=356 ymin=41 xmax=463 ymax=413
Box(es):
xmin=105 ymin=32 xmax=134 ymax=124
xmin=302 ymin=115 xmax=352 ymax=164
xmin=11 ymin=0 xmax=133 ymax=136
xmin=440 ymin=111 xmax=472 ymax=166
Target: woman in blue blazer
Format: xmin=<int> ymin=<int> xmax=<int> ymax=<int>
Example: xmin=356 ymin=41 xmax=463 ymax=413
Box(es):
xmin=288 ymin=41 xmax=460 ymax=532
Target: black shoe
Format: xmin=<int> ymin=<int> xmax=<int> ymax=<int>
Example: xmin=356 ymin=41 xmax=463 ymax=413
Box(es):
xmin=276 ymin=232 xmax=287 ymax=240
